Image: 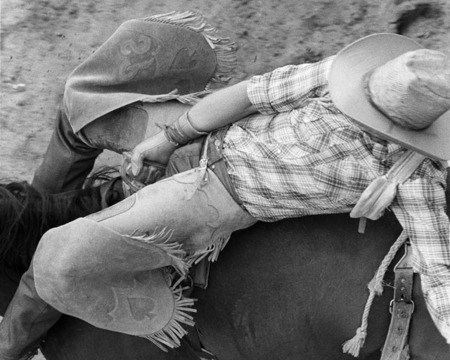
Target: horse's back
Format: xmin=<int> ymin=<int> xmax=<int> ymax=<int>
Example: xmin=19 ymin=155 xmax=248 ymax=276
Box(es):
xmin=195 ymin=211 xmax=447 ymax=359
xmin=42 ymin=204 xmax=448 ymax=359
xmin=5 ymin=171 xmax=449 ymax=360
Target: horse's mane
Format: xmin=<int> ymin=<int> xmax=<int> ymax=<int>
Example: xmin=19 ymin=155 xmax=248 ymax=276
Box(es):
xmin=0 ymin=180 xmax=104 ymax=272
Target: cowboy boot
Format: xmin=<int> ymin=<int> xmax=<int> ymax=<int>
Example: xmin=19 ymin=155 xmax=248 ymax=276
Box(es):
xmin=32 ymin=107 xmax=101 ymax=194
xmin=0 ymin=264 xmax=62 ymax=360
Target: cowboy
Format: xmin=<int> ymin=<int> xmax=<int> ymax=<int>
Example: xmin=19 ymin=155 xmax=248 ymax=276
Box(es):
xmin=1 ymin=12 xmax=449 ymax=360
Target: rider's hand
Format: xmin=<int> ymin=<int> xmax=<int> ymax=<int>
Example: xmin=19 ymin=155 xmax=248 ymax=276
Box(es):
xmin=130 ymin=131 xmax=178 ymax=176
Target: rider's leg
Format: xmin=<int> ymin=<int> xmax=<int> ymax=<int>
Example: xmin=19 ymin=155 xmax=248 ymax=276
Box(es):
xmin=0 ymin=107 xmax=187 ymax=359
xmin=0 ymin=136 xmax=256 ymax=356
xmin=29 ymin=144 xmax=255 ymax=341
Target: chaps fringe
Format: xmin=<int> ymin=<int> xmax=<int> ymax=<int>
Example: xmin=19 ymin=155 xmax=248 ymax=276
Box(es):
xmin=144 ymin=10 xmax=237 ymax=96
xmin=142 ymin=278 xmax=197 ymax=351
xmin=129 ymin=227 xmax=189 ymax=276
xmin=129 ymin=226 xmax=232 ymax=350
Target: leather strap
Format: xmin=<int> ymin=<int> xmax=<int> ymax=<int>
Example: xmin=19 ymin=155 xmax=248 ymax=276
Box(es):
xmin=192 ymin=258 xmax=211 ymax=289
xmin=381 ymin=241 xmax=414 ymax=360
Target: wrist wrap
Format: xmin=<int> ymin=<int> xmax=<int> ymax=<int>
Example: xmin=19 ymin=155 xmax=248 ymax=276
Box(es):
xmin=164 ymin=112 xmax=208 ymax=146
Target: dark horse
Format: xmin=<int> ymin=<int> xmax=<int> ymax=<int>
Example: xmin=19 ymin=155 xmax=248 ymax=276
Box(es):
xmin=0 ymin=172 xmax=449 ymax=360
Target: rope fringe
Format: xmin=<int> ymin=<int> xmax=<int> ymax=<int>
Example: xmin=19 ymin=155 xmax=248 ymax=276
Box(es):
xmin=342 ymin=231 xmax=409 ymax=357
xmin=342 ymin=327 xmax=368 ymax=357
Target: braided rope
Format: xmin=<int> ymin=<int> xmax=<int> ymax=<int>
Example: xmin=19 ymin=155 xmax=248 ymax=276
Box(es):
xmin=342 ymin=230 xmax=408 ymax=357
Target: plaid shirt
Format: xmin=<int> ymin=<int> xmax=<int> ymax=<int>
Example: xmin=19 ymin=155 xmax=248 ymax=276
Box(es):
xmin=221 ymin=56 xmax=450 ymax=342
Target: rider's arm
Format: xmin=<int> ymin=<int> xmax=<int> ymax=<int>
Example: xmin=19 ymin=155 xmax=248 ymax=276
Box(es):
xmin=391 ymin=171 xmax=450 ymax=344
xmin=129 ymin=80 xmax=257 ymax=175
xmin=130 ymin=55 xmax=335 ymax=175
xmin=188 ymin=80 xmax=257 ymax=131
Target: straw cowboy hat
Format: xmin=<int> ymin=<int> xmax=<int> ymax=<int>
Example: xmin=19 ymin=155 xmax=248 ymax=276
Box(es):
xmin=329 ymin=33 xmax=450 ymax=161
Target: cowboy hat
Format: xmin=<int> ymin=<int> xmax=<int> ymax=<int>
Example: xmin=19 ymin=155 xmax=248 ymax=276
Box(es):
xmin=329 ymin=33 xmax=450 ymax=161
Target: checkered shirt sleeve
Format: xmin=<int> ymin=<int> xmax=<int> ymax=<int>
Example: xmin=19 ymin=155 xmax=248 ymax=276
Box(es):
xmin=248 ymin=56 xmax=335 ymax=114
xmin=392 ymin=171 xmax=450 ymax=343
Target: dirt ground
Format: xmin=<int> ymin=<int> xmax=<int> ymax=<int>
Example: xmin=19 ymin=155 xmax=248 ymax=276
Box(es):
xmin=1 ymin=0 xmax=449 ymax=183
xmin=0 ymin=0 xmax=449 ymax=358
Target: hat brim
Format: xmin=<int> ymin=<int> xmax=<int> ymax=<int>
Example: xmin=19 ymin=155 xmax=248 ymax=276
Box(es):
xmin=329 ymin=33 xmax=450 ymax=161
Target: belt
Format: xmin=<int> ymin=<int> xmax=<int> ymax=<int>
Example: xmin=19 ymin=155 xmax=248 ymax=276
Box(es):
xmin=202 ymin=127 xmax=243 ymax=206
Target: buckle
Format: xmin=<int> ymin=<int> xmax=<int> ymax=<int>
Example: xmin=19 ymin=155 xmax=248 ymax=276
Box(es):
xmin=389 ymin=299 xmax=415 ymax=314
